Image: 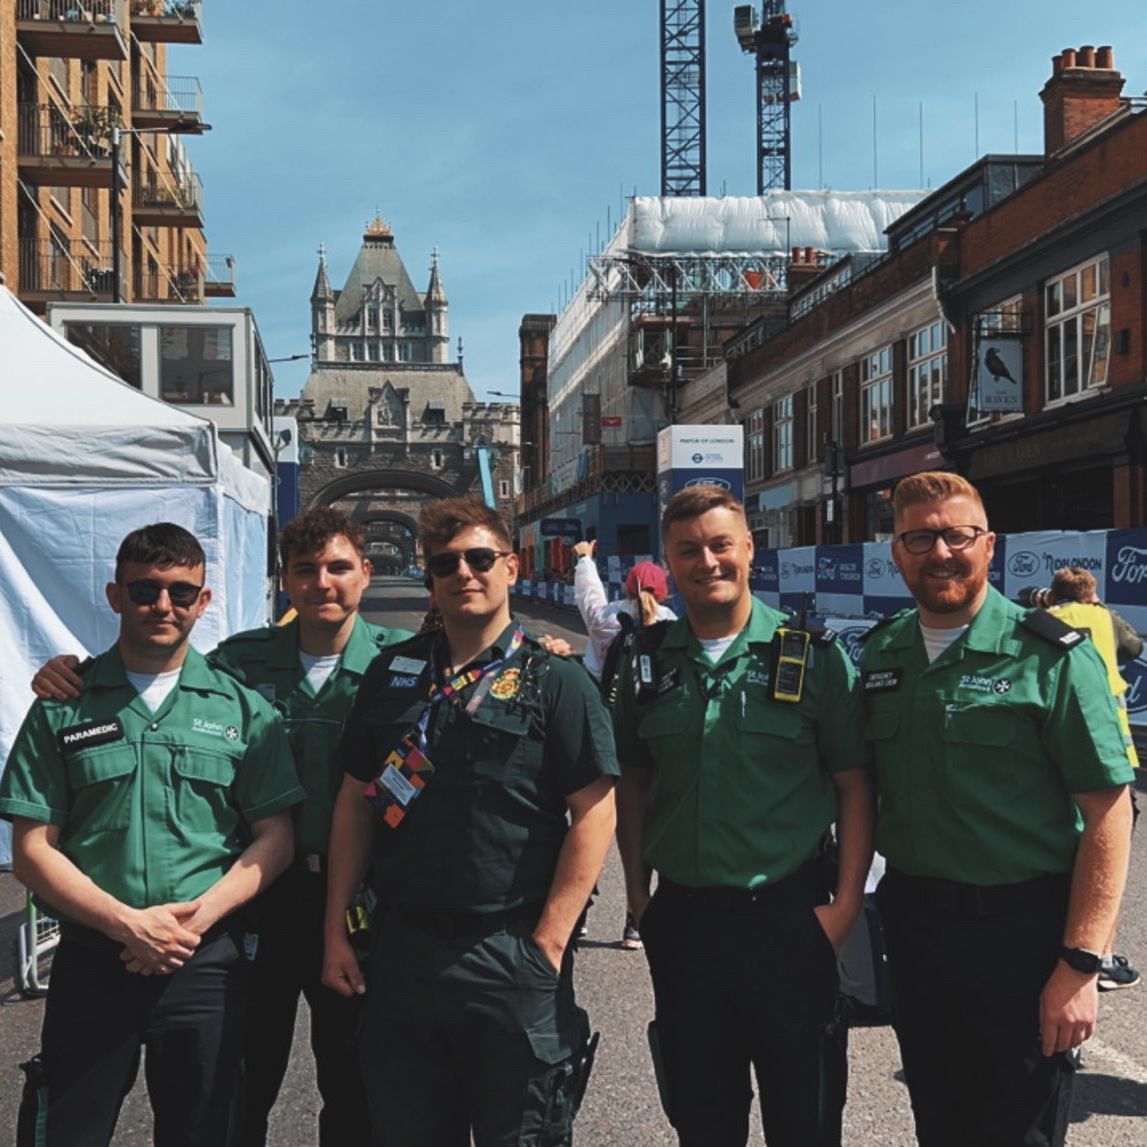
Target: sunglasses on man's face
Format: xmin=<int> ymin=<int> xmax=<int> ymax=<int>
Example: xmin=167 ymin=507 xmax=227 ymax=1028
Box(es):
xmin=124 ymin=579 xmax=205 ymax=609
xmin=426 ymin=548 xmax=511 ymax=578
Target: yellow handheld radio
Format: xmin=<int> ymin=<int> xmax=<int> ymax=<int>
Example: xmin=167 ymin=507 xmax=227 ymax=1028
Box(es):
xmin=771 ymin=627 xmax=811 ymax=703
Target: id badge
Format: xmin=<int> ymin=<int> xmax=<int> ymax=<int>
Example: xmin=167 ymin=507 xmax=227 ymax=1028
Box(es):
xmin=364 ymin=734 xmax=435 ymax=829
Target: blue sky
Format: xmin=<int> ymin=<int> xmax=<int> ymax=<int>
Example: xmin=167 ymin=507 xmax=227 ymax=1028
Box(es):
xmin=180 ymin=1 xmax=1147 ymax=403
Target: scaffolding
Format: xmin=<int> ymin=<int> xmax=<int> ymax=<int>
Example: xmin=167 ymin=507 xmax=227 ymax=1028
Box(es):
xmin=661 ymin=0 xmax=707 ymax=197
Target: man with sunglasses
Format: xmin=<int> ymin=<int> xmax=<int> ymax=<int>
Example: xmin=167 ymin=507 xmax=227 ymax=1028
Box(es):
xmin=862 ymin=471 xmax=1135 ymax=1147
xmin=29 ymin=507 xmax=412 ymax=1146
xmin=2 ymin=523 xmax=304 ymax=1147
xmin=323 ymin=497 xmax=618 ymax=1146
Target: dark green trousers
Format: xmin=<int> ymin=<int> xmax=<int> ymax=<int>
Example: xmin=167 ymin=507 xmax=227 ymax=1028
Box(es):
xmin=358 ymin=907 xmax=591 ymax=1147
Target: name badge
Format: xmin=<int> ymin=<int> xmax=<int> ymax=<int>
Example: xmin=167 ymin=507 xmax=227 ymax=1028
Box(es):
xmin=863 ymin=669 xmax=902 ymax=693
xmin=389 ymin=656 xmax=427 ymax=675
xmin=380 ymin=763 xmax=417 ymax=806
xmin=57 ymin=718 xmax=125 ymax=754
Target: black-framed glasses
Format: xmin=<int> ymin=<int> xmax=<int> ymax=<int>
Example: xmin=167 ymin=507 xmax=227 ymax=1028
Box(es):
xmin=124 ymin=579 xmax=205 ymax=608
xmin=426 ymin=548 xmax=512 ymax=578
xmin=895 ymin=526 xmax=988 ymax=555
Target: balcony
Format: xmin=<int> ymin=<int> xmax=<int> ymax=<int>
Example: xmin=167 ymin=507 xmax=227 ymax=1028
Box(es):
xmin=19 ymin=238 xmax=117 ymax=305
xmin=133 ymin=169 xmax=204 ymax=228
xmin=203 ymin=254 xmax=236 ymax=298
xmin=133 ymin=75 xmax=203 ymax=132
xmin=16 ymin=1 xmax=128 ymax=61
xmin=129 ymin=0 xmax=203 ymax=44
xmin=135 ymin=262 xmax=203 ymax=303
xmin=17 ymin=103 xmax=116 ymax=188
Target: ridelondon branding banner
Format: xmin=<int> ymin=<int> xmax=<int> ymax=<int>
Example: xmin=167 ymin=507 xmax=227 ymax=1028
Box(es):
xmin=657 ymin=425 xmax=745 ymax=517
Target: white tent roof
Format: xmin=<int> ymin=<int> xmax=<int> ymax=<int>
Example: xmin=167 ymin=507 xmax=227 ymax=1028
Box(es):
xmin=0 ymin=285 xmax=218 ymax=486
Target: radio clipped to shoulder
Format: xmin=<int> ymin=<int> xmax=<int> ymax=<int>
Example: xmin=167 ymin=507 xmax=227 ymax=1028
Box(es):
xmin=771 ymin=626 xmax=811 ymax=704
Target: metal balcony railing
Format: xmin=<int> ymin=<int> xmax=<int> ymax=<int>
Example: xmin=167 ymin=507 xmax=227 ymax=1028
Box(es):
xmin=129 ymin=0 xmax=200 ymax=20
xmin=17 ymin=102 xmax=118 ymax=160
xmin=203 ymin=254 xmax=236 ymax=295
xmin=134 ymin=74 xmax=202 ymax=119
xmin=133 ymin=169 xmax=204 ymax=214
xmin=135 ymin=263 xmax=202 ymax=303
xmin=19 ymin=238 xmax=117 ymax=296
xmin=17 ymin=1 xmax=121 ymax=21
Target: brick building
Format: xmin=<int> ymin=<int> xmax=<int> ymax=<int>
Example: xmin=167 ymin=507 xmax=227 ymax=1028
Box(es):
xmin=0 ymin=1 xmax=233 ymax=310
xmin=729 ymin=45 xmax=1147 ymax=544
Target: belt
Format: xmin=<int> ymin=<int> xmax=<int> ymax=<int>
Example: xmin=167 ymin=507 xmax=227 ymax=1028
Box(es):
xmin=881 ymin=867 xmax=1071 ymax=918
xmin=658 ymin=858 xmax=824 ymax=911
xmin=390 ymin=901 xmax=541 ymax=939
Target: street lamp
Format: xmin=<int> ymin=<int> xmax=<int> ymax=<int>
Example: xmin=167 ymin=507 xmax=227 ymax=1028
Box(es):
xmin=111 ymin=121 xmax=213 ymax=304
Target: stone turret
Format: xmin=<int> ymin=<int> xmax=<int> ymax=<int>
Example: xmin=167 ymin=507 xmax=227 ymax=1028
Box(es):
xmin=425 ymin=248 xmax=450 ymax=364
xmin=310 ymin=244 xmax=336 ymax=363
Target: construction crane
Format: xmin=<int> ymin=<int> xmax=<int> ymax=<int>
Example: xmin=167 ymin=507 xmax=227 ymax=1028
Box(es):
xmin=734 ymin=3 xmax=800 ymax=193
xmin=660 ymin=1 xmax=707 ymax=197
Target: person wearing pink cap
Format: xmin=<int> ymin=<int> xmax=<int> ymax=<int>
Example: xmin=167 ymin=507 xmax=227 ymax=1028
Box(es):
xmin=573 ymin=539 xmax=676 ymax=949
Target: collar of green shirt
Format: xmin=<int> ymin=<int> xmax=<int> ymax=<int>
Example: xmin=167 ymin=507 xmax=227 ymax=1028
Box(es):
xmin=272 ymin=614 xmax=383 ymax=676
xmin=93 ymin=644 xmax=232 ymax=697
xmin=660 ymin=596 xmax=784 ymax=665
xmin=885 ymin=585 xmax=1024 ymax=658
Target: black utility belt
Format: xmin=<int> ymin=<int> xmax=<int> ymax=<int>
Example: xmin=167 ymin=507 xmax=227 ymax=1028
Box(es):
xmin=390 ymin=900 xmax=542 ymax=939
xmin=658 ymin=858 xmax=824 ymax=911
xmin=882 ymin=867 xmax=1071 ymax=918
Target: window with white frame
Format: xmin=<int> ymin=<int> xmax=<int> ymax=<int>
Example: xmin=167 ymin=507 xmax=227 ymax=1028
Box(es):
xmin=430 ymin=448 xmax=445 ymax=470
xmin=907 ymin=322 xmax=948 ymax=428
xmin=860 ymin=346 xmax=893 ymax=443
xmin=969 ymin=296 xmax=1023 ymax=425
xmin=746 ymin=409 xmax=765 ymax=482
xmin=1045 ymin=255 xmax=1110 ymax=403
xmin=830 ymin=371 xmax=843 ymax=445
xmin=773 ymin=394 xmax=794 ymax=472
xmin=805 ymin=383 xmax=818 ymax=462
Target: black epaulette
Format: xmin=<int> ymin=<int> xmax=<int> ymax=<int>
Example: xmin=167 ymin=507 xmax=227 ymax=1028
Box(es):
xmin=804 ymin=624 xmax=837 ymax=648
xmin=1021 ymin=609 xmax=1087 ymax=651
xmin=858 ymin=610 xmax=911 ymax=643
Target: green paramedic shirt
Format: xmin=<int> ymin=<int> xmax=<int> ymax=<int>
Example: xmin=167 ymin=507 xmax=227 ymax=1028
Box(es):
xmin=209 ymin=615 xmax=411 ymax=856
xmin=612 ymin=597 xmax=869 ymax=889
xmin=861 ymin=586 xmax=1135 ymax=885
xmin=335 ymin=621 xmax=620 ymax=914
xmin=0 ymin=645 xmax=305 ymax=910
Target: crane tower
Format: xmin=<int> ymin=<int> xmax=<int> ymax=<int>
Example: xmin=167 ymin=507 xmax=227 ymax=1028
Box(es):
xmin=660 ymin=1 xmax=707 ymax=197
xmin=734 ymin=3 xmax=800 ymax=193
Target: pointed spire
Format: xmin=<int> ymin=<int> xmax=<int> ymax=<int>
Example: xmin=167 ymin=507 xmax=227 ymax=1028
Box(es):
xmin=425 ymin=246 xmax=447 ymax=307
xmin=311 ymin=243 xmax=333 ymax=302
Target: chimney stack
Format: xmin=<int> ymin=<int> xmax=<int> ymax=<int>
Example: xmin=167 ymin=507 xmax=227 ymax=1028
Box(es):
xmin=787 ymin=248 xmax=827 ymax=297
xmin=1041 ymin=44 xmax=1124 ymax=155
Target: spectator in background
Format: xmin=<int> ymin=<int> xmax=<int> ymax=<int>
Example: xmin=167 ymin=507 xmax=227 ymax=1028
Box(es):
xmin=1047 ymin=566 xmax=1142 ymax=992
xmin=572 ymin=540 xmax=676 ymax=951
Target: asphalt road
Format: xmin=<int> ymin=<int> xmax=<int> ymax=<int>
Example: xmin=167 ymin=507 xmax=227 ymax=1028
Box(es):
xmin=2 ymin=576 xmax=1146 ymax=1144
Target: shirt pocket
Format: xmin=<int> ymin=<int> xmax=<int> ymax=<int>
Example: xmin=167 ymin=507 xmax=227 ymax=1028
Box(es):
xmin=637 ymin=699 xmax=691 ymax=748
xmin=465 ymin=705 xmax=535 ymax=782
xmin=65 ymin=747 xmax=137 ymax=832
xmin=173 ymin=747 xmax=240 ymax=830
xmin=939 ymin=704 xmax=1027 ymax=802
xmin=738 ymin=701 xmax=804 ymax=762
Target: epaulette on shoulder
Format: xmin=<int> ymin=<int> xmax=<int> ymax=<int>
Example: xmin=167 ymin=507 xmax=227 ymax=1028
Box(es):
xmin=215 ymin=625 xmax=281 ymax=654
xmin=635 ymin=618 xmax=673 ymax=654
xmin=1021 ymin=608 xmax=1087 ymax=652
xmin=804 ymin=623 xmax=837 ymax=647
xmin=858 ymin=610 xmax=911 ymax=643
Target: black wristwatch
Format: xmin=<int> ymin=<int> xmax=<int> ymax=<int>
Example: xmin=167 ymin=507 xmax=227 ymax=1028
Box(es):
xmin=1059 ymin=946 xmax=1103 ymax=975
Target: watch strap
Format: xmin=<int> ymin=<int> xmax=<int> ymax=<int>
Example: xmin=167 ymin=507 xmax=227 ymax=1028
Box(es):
xmin=1059 ymin=945 xmax=1103 ymax=975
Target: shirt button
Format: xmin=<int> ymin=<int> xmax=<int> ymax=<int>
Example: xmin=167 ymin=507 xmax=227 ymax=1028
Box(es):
xmin=150 ymin=723 xmax=159 ymax=731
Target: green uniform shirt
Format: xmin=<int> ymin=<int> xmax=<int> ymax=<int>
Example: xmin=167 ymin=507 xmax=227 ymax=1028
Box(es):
xmin=0 ymin=646 xmax=305 ymax=909
xmin=336 ymin=620 xmax=620 ymax=913
xmin=210 ymin=615 xmax=411 ymax=855
xmin=861 ymin=586 xmax=1135 ymax=885
xmin=613 ymin=597 xmax=869 ymax=889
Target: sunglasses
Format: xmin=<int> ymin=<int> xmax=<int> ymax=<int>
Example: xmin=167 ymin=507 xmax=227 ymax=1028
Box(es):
xmin=124 ymin=579 xmax=205 ymax=608
xmin=426 ymin=548 xmax=511 ymax=578
xmin=895 ymin=526 xmax=987 ymax=555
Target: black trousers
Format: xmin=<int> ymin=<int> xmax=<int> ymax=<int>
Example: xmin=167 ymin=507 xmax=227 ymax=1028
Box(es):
xmin=24 ymin=927 xmax=244 ymax=1147
xmin=877 ymin=869 xmax=1076 ymax=1147
xmin=237 ymin=866 xmax=369 ymax=1147
xmin=358 ymin=906 xmax=592 ymax=1147
xmin=640 ymin=864 xmax=846 ymax=1147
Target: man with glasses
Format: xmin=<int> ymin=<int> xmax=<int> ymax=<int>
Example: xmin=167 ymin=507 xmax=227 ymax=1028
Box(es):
xmin=29 ymin=508 xmax=412 ymax=1146
xmin=862 ymin=471 xmax=1135 ymax=1147
xmin=322 ymin=496 xmax=618 ymax=1146
xmin=2 ymin=523 xmax=304 ymax=1147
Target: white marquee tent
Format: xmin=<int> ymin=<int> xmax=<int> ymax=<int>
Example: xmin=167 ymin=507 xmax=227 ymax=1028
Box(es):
xmin=0 ymin=286 xmax=271 ymax=863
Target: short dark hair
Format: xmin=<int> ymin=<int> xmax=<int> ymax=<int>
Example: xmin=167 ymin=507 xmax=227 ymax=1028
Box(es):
xmin=661 ymin=485 xmax=747 ymax=536
xmin=1050 ymin=567 xmax=1098 ymax=603
xmin=279 ymin=507 xmax=365 ymax=568
xmin=115 ymin=523 xmax=205 ymax=581
xmin=419 ymin=497 xmax=512 ymax=554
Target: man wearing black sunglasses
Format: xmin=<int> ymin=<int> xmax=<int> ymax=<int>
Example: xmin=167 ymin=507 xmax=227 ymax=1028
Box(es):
xmin=862 ymin=471 xmax=1134 ymax=1147
xmin=323 ymin=496 xmax=618 ymax=1146
xmin=2 ymin=523 xmax=304 ymax=1147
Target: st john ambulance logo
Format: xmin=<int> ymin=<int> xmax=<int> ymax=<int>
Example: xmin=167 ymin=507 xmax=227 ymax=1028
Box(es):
xmin=225 ymin=725 xmax=240 ymax=742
